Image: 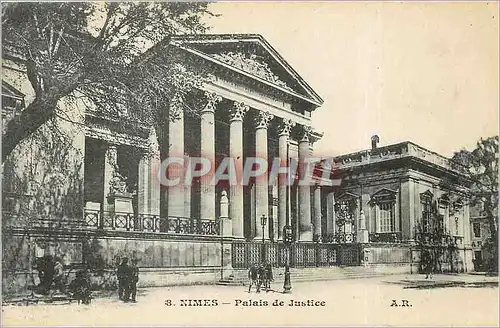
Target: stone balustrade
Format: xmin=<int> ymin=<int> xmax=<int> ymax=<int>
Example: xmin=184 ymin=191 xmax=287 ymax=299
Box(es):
xmin=330 ymin=141 xmax=469 ymax=175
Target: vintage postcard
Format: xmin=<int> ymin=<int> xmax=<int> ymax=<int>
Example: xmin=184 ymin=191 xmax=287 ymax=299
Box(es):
xmin=1 ymin=1 xmax=499 ymax=327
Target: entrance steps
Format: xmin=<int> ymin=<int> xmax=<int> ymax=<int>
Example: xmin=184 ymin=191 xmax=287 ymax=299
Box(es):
xmin=217 ymin=264 xmax=411 ymax=286
xmin=216 ymin=274 xmax=240 ymax=286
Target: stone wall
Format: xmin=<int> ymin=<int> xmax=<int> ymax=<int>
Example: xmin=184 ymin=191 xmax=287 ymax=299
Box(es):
xmin=91 ymin=236 xmax=223 ymax=268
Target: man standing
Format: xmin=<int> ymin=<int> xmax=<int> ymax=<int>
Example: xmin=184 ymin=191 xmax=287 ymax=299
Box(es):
xmin=52 ymin=258 xmax=65 ymax=293
xmin=128 ymin=259 xmax=139 ymax=303
xmin=117 ymin=257 xmax=129 ymax=300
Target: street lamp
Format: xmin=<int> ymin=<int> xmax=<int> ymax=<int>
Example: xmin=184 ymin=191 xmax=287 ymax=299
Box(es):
xmin=283 ymin=225 xmax=292 ymax=294
xmin=260 ymin=214 xmax=267 ymax=263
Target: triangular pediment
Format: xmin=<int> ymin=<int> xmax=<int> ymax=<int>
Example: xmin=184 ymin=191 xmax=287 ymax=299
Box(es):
xmin=420 ymin=190 xmax=434 ymax=201
xmin=336 ymin=191 xmax=359 ymax=202
xmin=170 ymin=34 xmax=323 ymax=107
xmin=369 ymin=188 xmax=397 ymax=204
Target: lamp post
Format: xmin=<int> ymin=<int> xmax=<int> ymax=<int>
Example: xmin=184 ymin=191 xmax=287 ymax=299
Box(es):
xmin=283 ymin=225 xmax=292 ymax=293
xmin=260 ymin=214 xmax=267 ymax=263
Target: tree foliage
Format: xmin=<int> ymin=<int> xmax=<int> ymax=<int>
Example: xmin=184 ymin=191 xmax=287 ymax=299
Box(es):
xmin=453 ymin=136 xmax=499 ymax=272
xmin=2 ymin=2 xmax=215 ymax=162
xmin=414 ymin=200 xmax=461 ymax=274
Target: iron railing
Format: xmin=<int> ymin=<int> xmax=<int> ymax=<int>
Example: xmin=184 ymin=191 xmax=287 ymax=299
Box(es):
xmin=84 ymin=209 xmax=219 ymax=235
xmin=231 ymin=241 xmax=361 ymax=268
xmin=321 ymin=232 xmax=357 ymax=244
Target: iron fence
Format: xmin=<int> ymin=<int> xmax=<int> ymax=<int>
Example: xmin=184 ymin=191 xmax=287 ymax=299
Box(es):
xmin=231 ymin=241 xmax=361 ymax=268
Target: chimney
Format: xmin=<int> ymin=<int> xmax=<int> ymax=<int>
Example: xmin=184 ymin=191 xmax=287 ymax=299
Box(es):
xmin=371 ymin=135 xmax=380 ymax=149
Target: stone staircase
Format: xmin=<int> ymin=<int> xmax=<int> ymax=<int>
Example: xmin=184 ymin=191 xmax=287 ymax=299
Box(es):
xmin=216 ymin=274 xmax=240 ymax=286
xmin=217 ymin=264 xmax=411 ymax=286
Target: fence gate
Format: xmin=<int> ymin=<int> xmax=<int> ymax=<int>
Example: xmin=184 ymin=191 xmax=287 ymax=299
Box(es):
xmin=231 ymin=241 xmax=361 ymax=268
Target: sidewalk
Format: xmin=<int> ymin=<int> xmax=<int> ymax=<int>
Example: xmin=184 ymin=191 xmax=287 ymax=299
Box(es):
xmin=383 ymin=273 xmax=499 ymax=289
xmin=3 ymin=273 xmax=497 ymax=305
xmin=3 ymin=274 xmax=498 ymax=327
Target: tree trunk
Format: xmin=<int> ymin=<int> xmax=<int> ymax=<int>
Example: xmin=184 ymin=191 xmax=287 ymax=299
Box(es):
xmin=2 ymin=96 xmax=57 ymax=163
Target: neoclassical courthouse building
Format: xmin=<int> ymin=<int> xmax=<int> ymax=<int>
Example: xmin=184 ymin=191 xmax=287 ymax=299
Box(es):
xmin=2 ymin=34 xmax=474 ymax=290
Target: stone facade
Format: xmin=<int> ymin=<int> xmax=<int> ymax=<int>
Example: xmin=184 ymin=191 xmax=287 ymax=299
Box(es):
xmin=319 ymin=140 xmax=474 ymax=272
xmin=2 ymin=34 xmax=327 ymax=292
xmin=470 ymin=201 xmax=495 ymax=272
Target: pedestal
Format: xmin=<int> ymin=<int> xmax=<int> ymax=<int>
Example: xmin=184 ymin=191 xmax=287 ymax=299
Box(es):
xmin=357 ymin=229 xmax=369 ymax=243
xmin=108 ymin=193 xmax=134 ymax=214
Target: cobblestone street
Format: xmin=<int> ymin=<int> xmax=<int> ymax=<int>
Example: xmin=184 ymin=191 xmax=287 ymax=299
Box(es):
xmin=3 ymin=274 xmax=498 ymax=327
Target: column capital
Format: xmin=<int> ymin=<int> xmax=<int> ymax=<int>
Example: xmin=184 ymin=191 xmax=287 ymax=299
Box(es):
xmin=278 ymin=118 xmax=296 ymax=137
xmin=253 ymin=111 xmax=274 ymax=130
xmin=169 ymin=95 xmax=184 ymax=119
xmin=299 ymin=125 xmax=313 ymax=143
xmin=202 ymin=92 xmax=222 ymax=114
xmin=106 ymin=143 xmax=118 ymax=165
xmin=230 ymin=101 xmax=249 ymax=122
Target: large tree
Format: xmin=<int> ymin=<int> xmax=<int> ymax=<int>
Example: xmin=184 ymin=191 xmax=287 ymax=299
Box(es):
xmin=2 ymin=2 xmax=215 ymax=162
xmin=453 ymin=136 xmax=499 ymax=273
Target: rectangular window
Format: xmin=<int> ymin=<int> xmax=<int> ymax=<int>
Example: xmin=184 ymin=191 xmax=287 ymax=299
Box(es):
xmin=421 ymin=199 xmax=432 ymax=233
xmin=473 ymin=222 xmax=481 ymax=238
xmin=377 ymin=202 xmax=395 ymax=233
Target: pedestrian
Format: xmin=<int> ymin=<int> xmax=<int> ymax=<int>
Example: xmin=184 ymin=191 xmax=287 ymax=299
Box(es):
xmin=423 ymin=249 xmax=433 ymax=279
xmin=117 ymin=257 xmax=130 ymax=301
xmin=257 ymin=263 xmax=265 ymax=292
xmin=247 ymin=264 xmax=260 ymax=293
xmin=37 ymin=255 xmax=55 ymax=295
xmin=53 ymin=258 xmax=65 ymax=293
xmin=128 ymin=258 xmax=139 ymax=303
xmin=264 ymin=262 xmax=273 ymax=292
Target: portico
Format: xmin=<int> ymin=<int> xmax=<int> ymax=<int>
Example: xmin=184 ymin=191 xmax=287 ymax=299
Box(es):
xmin=82 ymin=34 xmax=325 ymax=242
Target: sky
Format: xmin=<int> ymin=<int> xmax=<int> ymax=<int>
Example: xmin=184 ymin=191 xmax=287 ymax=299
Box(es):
xmin=204 ymin=1 xmax=499 ymax=158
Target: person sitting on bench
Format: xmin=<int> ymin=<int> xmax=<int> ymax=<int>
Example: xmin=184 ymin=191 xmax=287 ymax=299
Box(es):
xmin=68 ymin=270 xmax=92 ymax=304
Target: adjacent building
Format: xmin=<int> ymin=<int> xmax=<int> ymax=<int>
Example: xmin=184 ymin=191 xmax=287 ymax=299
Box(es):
xmin=318 ymin=138 xmax=474 ymax=274
xmin=470 ymin=201 xmax=495 ymax=272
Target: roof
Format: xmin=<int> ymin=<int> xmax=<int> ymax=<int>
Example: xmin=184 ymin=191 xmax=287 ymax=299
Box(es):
xmin=320 ymin=140 xmax=470 ymax=177
xmin=168 ymin=34 xmax=324 ymax=108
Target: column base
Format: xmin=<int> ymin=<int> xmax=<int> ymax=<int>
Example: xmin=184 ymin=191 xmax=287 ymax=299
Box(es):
xmin=357 ymin=230 xmax=369 ymax=243
xmin=299 ymin=231 xmax=313 ymax=242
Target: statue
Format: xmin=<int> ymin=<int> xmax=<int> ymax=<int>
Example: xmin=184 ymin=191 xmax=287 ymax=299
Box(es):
xmin=109 ymin=170 xmax=129 ymax=195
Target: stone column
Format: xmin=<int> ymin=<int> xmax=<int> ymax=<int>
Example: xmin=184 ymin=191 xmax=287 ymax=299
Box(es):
xmin=254 ymin=111 xmax=274 ymax=240
xmin=326 ymin=192 xmax=336 ymax=240
xmin=313 ymin=184 xmax=322 ymax=241
xmin=277 ymin=119 xmax=295 ymax=241
xmin=103 ymin=143 xmax=118 ymax=213
xmin=149 ymin=128 xmax=161 ymax=216
xmin=358 ymin=210 xmax=369 ymax=243
xmin=200 ymin=92 xmax=222 ymax=221
xmin=400 ymin=178 xmax=416 ymax=241
xmin=138 ymin=128 xmax=161 ymax=216
xmin=167 ymin=96 xmax=185 ymax=218
xmin=298 ymin=126 xmax=313 ymax=241
xmin=463 ymin=203 xmax=471 ymax=247
xmin=137 ymin=151 xmax=149 ymax=215
xmin=229 ymin=102 xmax=249 ymax=238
